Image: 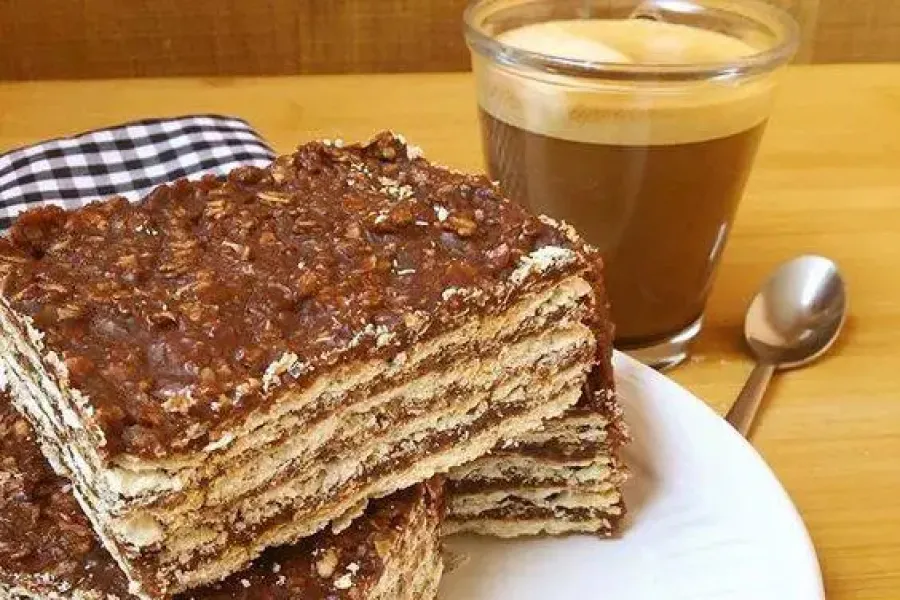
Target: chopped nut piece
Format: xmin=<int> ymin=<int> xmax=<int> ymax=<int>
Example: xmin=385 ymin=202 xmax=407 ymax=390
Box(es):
xmin=295 ymin=271 xmax=320 ymax=299
xmin=315 ymin=548 xmax=338 ymax=578
xmin=445 ymin=215 xmax=477 ymax=237
xmin=12 ymin=419 xmax=30 ymax=439
xmin=55 ymin=305 xmax=84 ymax=321
xmin=162 ymin=393 xmax=196 ymax=415
xmin=257 ymin=191 xmax=293 ymax=205
xmin=199 ymin=367 xmax=216 ymax=385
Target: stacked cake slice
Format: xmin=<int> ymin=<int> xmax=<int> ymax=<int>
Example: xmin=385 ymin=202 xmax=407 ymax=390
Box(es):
xmin=446 ymin=276 xmax=629 ymax=537
xmin=445 ymin=378 xmax=629 ymax=537
xmin=0 ymin=133 xmax=609 ymax=598
xmin=0 ymin=381 xmax=444 ymax=600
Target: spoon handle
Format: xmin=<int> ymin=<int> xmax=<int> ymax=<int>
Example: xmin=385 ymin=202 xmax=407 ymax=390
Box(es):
xmin=726 ymin=362 xmax=776 ymax=437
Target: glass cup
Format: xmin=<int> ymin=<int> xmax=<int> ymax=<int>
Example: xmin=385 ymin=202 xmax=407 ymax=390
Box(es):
xmin=464 ymin=0 xmax=798 ymax=368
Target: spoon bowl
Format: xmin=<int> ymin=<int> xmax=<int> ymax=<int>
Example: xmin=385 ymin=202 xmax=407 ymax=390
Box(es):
xmin=745 ymin=255 xmax=847 ymax=368
xmin=726 ymin=255 xmax=847 ymax=437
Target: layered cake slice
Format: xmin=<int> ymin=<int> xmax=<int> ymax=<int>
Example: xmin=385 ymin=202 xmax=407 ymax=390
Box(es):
xmin=0 ymin=382 xmax=444 ymax=600
xmin=0 ymin=133 xmax=603 ymax=597
xmin=445 ymin=275 xmax=629 ymax=537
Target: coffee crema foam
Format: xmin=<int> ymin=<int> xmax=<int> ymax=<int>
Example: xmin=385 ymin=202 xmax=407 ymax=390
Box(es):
xmin=476 ymin=19 xmax=777 ymax=145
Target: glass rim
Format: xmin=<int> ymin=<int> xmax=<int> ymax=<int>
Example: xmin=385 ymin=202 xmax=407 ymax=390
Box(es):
xmin=463 ymin=0 xmax=800 ymax=82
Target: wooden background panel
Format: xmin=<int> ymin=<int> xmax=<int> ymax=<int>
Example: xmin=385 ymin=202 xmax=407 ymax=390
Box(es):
xmin=813 ymin=0 xmax=900 ymax=62
xmin=0 ymin=0 xmax=472 ymax=79
xmin=0 ymin=0 xmax=898 ymax=80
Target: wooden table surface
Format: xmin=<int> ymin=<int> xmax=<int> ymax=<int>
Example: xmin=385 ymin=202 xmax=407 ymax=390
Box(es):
xmin=2 ymin=64 xmax=899 ymax=598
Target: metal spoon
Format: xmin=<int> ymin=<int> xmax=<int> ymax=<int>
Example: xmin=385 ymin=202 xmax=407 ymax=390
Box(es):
xmin=725 ymin=255 xmax=847 ymax=437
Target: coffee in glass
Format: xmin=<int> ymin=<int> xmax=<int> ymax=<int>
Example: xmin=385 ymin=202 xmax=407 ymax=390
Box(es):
xmin=465 ymin=1 xmax=798 ymax=368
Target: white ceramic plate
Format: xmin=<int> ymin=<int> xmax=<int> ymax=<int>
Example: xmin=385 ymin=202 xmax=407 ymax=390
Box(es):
xmin=440 ymin=352 xmax=824 ymax=600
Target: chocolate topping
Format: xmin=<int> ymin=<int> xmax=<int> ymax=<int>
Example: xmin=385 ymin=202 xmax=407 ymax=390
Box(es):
xmin=0 ymin=132 xmax=592 ymax=459
xmin=0 ymin=388 xmax=443 ymax=599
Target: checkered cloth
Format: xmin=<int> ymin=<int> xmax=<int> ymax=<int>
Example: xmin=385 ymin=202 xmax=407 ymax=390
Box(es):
xmin=0 ymin=115 xmax=276 ymax=231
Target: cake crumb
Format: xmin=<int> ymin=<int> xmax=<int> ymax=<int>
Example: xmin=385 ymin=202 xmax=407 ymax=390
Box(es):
xmin=333 ymin=572 xmax=353 ymax=589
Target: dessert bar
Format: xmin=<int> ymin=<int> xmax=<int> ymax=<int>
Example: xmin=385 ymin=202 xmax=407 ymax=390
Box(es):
xmin=446 ymin=277 xmax=628 ymax=537
xmin=0 ymin=133 xmax=602 ymax=597
xmin=0 ymin=380 xmax=443 ymax=600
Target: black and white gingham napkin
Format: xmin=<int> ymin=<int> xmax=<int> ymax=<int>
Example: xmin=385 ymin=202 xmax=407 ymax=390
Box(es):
xmin=0 ymin=115 xmax=277 ymax=230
